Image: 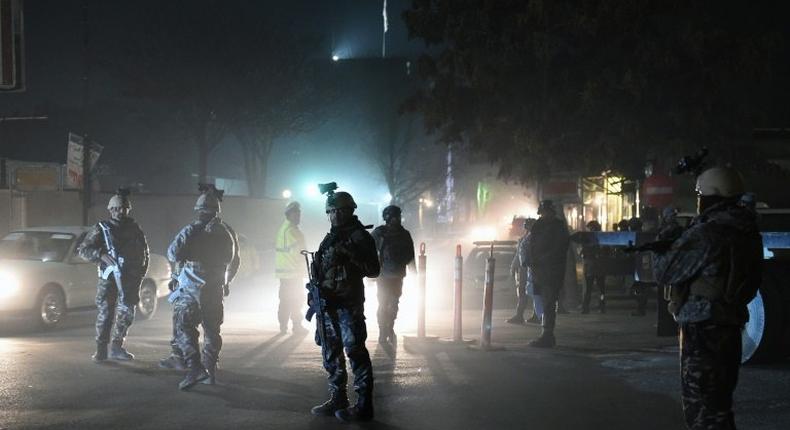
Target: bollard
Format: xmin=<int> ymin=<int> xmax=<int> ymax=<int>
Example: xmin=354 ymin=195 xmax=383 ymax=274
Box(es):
xmin=417 ymin=242 xmax=427 ymax=339
xmin=453 ymin=244 xmax=464 ymax=342
xmin=480 ymin=243 xmax=496 ymax=349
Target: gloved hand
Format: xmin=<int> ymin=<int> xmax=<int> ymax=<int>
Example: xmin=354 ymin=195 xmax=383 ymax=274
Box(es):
xmin=168 ymin=278 xmax=179 ymax=292
xmin=223 ymin=283 xmax=230 ymax=297
xmin=100 ymin=253 xmax=117 ymax=267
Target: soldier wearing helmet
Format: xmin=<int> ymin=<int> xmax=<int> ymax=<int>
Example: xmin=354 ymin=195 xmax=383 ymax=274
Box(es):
xmin=371 ymin=205 xmax=415 ymax=345
xmin=654 ymin=166 xmax=763 ymax=429
xmin=78 ymin=188 xmax=149 ymax=362
xmin=573 ymin=219 xmax=607 ymax=314
xmin=509 ymin=217 xmax=542 ymax=324
xmin=526 ymin=200 xmax=570 ymax=347
xmin=161 ymin=184 xmax=240 ymax=390
xmin=274 ymin=201 xmax=307 ymax=334
xmin=309 ymin=186 xmax=380 ymax=422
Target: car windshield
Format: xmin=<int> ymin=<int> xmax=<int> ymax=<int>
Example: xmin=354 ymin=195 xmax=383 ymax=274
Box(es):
xmin=0 ymin=231 xmax=75 ymax=262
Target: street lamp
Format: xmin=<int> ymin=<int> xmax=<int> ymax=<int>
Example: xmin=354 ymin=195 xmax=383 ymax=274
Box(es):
xmin=282 ymin=189 xmax=292 ymax=199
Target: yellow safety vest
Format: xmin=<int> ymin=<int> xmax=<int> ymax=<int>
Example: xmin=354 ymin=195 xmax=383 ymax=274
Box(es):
xmin=275 ymin=220 xmax=306 ymax=279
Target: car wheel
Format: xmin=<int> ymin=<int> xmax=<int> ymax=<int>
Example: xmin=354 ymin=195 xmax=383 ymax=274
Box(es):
xmin=136 ymin=280 xmax=159 ymax=320
xmin=35 ymin=286 xmax=66 ymax=329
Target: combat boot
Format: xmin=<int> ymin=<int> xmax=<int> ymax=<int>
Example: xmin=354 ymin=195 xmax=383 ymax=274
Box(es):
xmin=526 ymin=313 xmax=541 ymax=324
xmin=389 ymin=330 xmax=397 ymax=348
xmin=109 ymin=342 xmax=134 ymax=361
xmin=528 ymin=332 xmax=556 ymax=348
xmin=201 ymin=358 xmax=217 ymax=385
xmin=335 ymin=389 xmax=374 ymax=423
xmin=311 ymin=390 xmax=349 ymax=416
xmin=92 ymin=342 xmax=108 ymax=362
xmin=506 ymin=315 xmax=526 ymax=325
xmin=179 ymin=361 xmax=209 ymax=391
xmin=159 ymin=354 xmax=186 ymax=370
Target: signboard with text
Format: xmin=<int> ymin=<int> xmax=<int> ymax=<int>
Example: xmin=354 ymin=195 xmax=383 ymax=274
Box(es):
xmin=65 ymin=132 xmax=102 ymax=189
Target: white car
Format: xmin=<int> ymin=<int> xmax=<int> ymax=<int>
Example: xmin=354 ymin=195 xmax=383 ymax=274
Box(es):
xmin=0 ymin=226 xmax=171 ymax=328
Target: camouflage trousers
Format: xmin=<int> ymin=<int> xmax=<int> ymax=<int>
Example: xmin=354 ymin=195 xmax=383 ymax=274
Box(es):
xmin=376 ymin=277 xmax=403 ymax=335
xmin=172 ymin=286 xmax=224 ymax=369
xmin=95 ymin=277 xmax=139 ymax=345
xmin=278 ymin=278 xmax=304 ymax=329
xmin=316 ymin=304 xmax=374 ymax=396
xmin=680 ymin=323 xmax=742 ymax=430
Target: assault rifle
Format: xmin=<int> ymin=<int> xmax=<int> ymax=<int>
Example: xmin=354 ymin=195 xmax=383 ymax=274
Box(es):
xmin=98 ymin=221 xmax=125 ymax=289
xmin=303 ymin=250 xmax=327 ymax=349
xmin=623 ymin=239 xmax=675 ymax=254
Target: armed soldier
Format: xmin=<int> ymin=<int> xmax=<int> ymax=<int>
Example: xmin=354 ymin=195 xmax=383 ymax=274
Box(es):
xmin=275 ymin=201 xmax=308 ymax=334
xmin=577 ymin=220 xmax=606 ymax=314
xmin=371 ymin=205 xmax=415 ymax=345
xmin=654 ymin=167 xmax=762 ymax=429
xmin=307 ymin=184 xmax=380 ymax=422
xmin=165 ymin=185 xmax=240 ymax=390
xmin=508 ymin=217 xmax=541 ymax=324
xmin=78 ymin=189 xmax=149 ymax=362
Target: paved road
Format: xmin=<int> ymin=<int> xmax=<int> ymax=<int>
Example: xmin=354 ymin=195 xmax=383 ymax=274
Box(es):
xmin=0 ymin=278 xmax=787 ymax=430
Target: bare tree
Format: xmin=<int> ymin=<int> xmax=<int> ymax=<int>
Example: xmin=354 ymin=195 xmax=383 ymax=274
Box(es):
xmin=104 ymin=1 xmax=327 ymax=187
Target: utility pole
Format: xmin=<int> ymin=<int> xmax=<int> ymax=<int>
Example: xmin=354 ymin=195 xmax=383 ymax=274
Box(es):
xmin=80 ymin=0 xmax=91 ymax=225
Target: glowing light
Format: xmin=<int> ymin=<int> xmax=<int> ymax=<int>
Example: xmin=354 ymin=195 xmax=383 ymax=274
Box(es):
xmin=0 ymin=270 xmax=20 ymax=299
xmin=332 ymin=55 xmax=340 ymax=62
xmin=281 ymin=189 xmax=292 ymax=199
xmin=305 ymin=184 xmax=319 ymax=197
xmin=423 ymin=199 xmax=434 ymax=208
xmin=469 ymin=225 xmax=497 ymax=242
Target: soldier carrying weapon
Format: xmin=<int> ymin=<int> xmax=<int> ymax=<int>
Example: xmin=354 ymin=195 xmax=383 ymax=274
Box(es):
xmin=78 ymin=188 xmax=149 ymax=362
xmin=307 ymin=182 xmax=380 ymax=423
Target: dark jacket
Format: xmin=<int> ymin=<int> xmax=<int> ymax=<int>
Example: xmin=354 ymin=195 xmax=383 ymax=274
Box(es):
xmin=316 ymin=217 xmax=380 ymax=306
xmin=78 ymin=217 xmax=149 ymax=278
xmin=371 ymin=224 xmax=415 ymax=278
xmin=654 ymin=202 xmax=763 ymax=325
xmin=167 ymin=217 xmax=237 ymax=292
xmin=527 ymin=215 xmax=569 ymax=287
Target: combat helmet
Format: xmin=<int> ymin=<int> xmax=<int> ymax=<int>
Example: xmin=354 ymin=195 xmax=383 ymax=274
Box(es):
xmin=382 ymin=205 xmax=401 ymax=221
xmin=107 ymin=188 xmax=132 ymax=210
xmin=695 ymin=167 xmax=744 ymax=198
xmin=195 ymin=183 xmax=224 ymax=213
xmin=325 ymin=191 xmax=357 ymax=213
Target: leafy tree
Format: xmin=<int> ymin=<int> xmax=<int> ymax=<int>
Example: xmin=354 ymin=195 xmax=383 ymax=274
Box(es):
xmin=403 ymin=0 xmax=790 ymax=181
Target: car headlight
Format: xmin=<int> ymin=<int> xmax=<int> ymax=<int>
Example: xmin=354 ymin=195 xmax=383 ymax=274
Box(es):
xmin=0 ymin=270 xmax=21 ymax=299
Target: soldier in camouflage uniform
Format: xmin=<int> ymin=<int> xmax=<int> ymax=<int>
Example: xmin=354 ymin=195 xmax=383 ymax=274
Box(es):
xmin=78 ymin=189 xmax=149 ymax=362
xmin=371 ymin=205 xmax=415 ymax=345
xmin=166 ymin=186 xmax=239 ymax=390
xmin=508 ymin=217 xmax=540 ymax=324
xmin=654 ymin=167 xmax=763 ymax=430
xmin=309 ymin=190 xmax=380 ymax=423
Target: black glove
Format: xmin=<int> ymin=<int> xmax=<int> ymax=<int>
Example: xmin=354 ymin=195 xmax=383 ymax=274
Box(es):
xmin=223 ymin=283 xmax=230 ymax=297
xmin=168 ymin=278 xmax=178 ymax=292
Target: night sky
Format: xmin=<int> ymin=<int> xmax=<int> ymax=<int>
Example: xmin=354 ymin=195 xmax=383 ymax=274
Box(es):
xmin=0 ymin=0 xmax=424 ymax=190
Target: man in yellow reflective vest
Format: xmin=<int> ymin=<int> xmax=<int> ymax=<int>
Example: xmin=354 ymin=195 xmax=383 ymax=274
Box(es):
xmin=275 ymin=201 xmax=307 ymax=334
